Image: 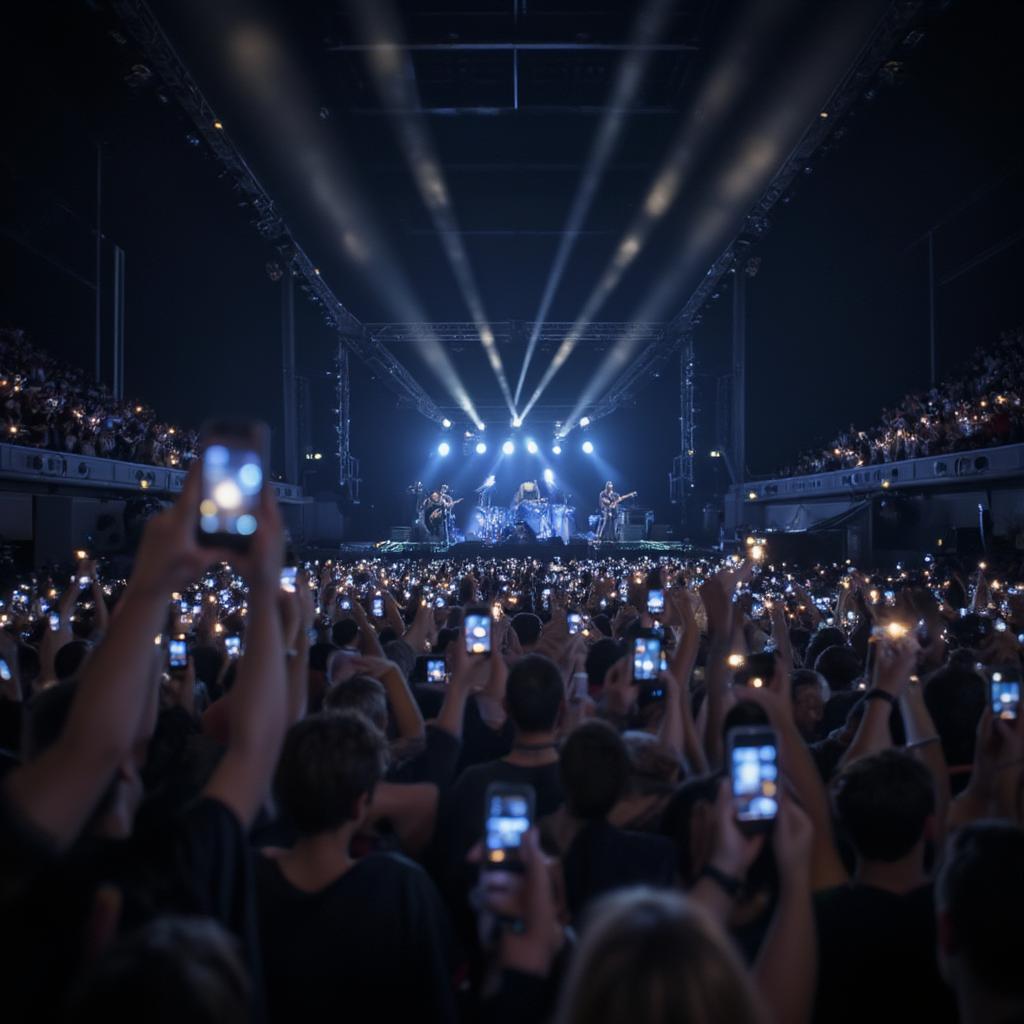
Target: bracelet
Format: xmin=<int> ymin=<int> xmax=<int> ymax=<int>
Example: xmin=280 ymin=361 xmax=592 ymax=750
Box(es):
xmin=906 ymin=735 xmax=941 ymax=749
xmin=863 ymin=690 xmax=898 ymax=708
xmin=697 ymin=864 xmax=744 ymax=898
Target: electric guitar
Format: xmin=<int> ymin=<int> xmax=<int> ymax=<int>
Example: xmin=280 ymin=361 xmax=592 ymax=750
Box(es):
xmin=600 ymin=491 xmax=637 ymax=511
xmin=428 ymin=496 xmax=464 ymax=523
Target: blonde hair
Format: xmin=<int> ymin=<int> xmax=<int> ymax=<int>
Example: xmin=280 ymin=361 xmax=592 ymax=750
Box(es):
xmin=556 ymin=888 xmax=760 ymax=1024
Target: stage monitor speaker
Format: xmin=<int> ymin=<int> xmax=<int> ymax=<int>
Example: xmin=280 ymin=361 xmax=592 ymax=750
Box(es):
xmin=620 ymin=524 xmax=646 ymax=542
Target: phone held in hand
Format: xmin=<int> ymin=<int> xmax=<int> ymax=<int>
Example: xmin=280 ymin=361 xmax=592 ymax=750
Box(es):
xmin=371 ymin=595 xmax=384 ymax=618
xmin=168 ymin=636 xmax=188 ymax=670
xmin=225 ymin=635 xmax=241 ymax=659
xmin=567 ymin=611 xmax=583 ymax=635
xmin=196 ymin=419 xmax=268 ymax=550
xmin=47 ymin=611 xmax=60 ymax=632
xmin=990 ymin=667 xmax=1020 ymax=721
xmin=484 ymin=782 xmax=535 ymax=869
xmin=426 ymin=657 xmax=447 ymax=684
xmin=647 ymin=589 xmax=665 ymax=616
xmin=280 ymin=566 xmax=297 ymax=594
xmin=632 ymin=632 xmax=662 ymax=682
xmin=465 ymin=610 xmax=492 ymax=655
xmin=728 ymin=725 xmax=779 ymax=832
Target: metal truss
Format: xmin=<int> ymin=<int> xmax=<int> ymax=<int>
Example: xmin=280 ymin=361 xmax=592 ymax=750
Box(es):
xmin=366 ymin=322 xmax=666 ymax=348
xmin=110 ymin=0 xmax=444 ymax=425
xmin=335 ymin=345 xmax=360 ymax=502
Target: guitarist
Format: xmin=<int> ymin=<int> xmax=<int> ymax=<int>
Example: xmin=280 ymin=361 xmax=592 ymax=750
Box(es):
xmin=596 ymin=481 xmax=636 ymax=541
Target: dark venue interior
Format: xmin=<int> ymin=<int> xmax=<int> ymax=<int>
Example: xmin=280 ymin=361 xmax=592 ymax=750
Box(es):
xmin=2 ymin=1 xmax=1024 ymax=1022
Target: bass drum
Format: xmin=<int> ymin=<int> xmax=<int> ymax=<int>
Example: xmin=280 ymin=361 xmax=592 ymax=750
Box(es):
xmin=549 ymin=505 xmax=575 ymax=544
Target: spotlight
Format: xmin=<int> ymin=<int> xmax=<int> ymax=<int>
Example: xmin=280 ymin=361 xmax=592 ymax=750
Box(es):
xmin=441 ymin=418 xmax=452 ymax=429
xmin=579 ymin=416 xmax=591 ymax=428
xmin=552 ymin=444 xmax=562 ymax=455
xmin=502 ymin=440 xmax=515 ymax=456
xmin=543 ymin=468 xmax=555 ymax=486
xmin=582 ymin=440 xmax=595 ymax=455
xmin=526 ymin=439 xmax=539 ymax=455
xmin=511 ymin=417 xmax=522 ymax=429
xmin=475 ymin=441 xmax=487 ymax=455
xmin=709 ymin=450 xmax=722 ymax=459
xmin=484 ymin=474 xmax=496 ymax=488
xmin=437 ymin=441 xmax=450 ymax=457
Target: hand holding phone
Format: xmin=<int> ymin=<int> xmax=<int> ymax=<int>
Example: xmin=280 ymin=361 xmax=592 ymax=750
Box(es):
xmin=567 ymin=612 xmax=583 ymax=636
xmin=168 ymin=636 xmax=188 ymax=671
xmin=484 ymin=783 xmax=535 ymax=868
xmin=196 ymin=419 xmax=268 ymax=549
xmin=465 ymin=611 xmax=492 ymax=655
xmin=728 ymin=725 xmax=779 ymax=832
xmin=647 ymin=589 xmax=665 ymax=616
xmin=990 ymin=668 xmax=1020 ymax=721
xmin=632 ymin=633 xmax=662 ymax=682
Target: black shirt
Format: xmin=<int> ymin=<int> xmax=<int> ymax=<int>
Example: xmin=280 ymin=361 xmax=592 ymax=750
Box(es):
xmin=255 ymin=852 xmax=456 ymax=1024
xmin=813 ymin=882 xmax=957 ymax=1024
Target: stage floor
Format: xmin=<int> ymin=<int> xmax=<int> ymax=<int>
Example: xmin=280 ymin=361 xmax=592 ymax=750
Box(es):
xmin=323 ymin=539 xmax=691 ymax=561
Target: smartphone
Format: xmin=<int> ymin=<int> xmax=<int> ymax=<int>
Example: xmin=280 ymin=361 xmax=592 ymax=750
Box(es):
xmin=434 ymin=596 xmax=446 ymax=608
xmin=280 ymin=567 xmax=297 ymax=594
xmin=168 ymin=636 xmax=188 ymax=670
xmin=567 ymin=612 xmax=583 ymax=636
xmin=647 ymin=589 xmax=665 ymax=616
xmin=340 ymin=597 xmax=352 ymax=611
xmin=426 ymin=657 xmax=447 ymax=684
xmin=632 ymin=633 xmax=662 ymax=682
xmin=47 ymin=611 xmax=60 ymax=632
xmin=196 ymin=419 xmax=268 ymax=549
xmin=728 ymin=726 xmax=779 ymax=831
xmin=0 ymin=657 xmax=12 ymax=683
xmin=990 ymin=669 xmax=1020 ymax=721
xmin=225 ymin=635 xmax=241 ymax=659
xmin=484 ymin=782 xmax=535 ymax=867
xmin=77 ymin=574 xmax=91 ymax=588
xmin=465 ymin=611 xmax=492 ymax=655
xmin=371 ymin=595 xmax=385 ymax=618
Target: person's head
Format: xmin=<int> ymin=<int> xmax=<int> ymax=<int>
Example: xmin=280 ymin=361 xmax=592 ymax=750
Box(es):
xmin=621 ymin=730 xmax=680 ymax=795
xmin=510 ymin=612 xmax=543 ymax=651
xmin=68 ymin=916 xmax=249 ymax=1024
xmin=813 ymin=644 xmax=863 ymax=693
xmin=324 ymin=675 xmax=388 ymax=732
xmin=27 ymin=680 xmax=143 ymax=838
xmin=791 ymin=669 xmax=829 ymax=741
xmin=330 ymin=620 xmax=359 ymax=649
xmin=603 ymin=481 xmax=614 ymax=493
xmin=555 ymin=888 xmax=759 ymax=1024
xmin=560 ymin=720 xmax=630 ymax=821
xmin=923 ymin=665 xmax=986 ymax=771
xmin=832 ymin=749 xmax=934 ymax=864
xmin=806 ymin=626 xmax=847 ymax=669
xmin=659 ymin=775 xmax=722 ymax=885
xmin=585 ymin=638 xmax=623 ymax=692
xmin=54 ymin=639 xmax=91 ymax=682
xmin=937 ymin=822 xmax=1024 ymax=1009
xmin=274 ymin=710 xmax=389 ymax=836
xmin=504 ymin=654 xmax=564 ymax=735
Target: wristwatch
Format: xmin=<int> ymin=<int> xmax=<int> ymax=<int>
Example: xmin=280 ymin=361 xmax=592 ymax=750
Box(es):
xmin=863 ymin=690 xmax=898 ymax=708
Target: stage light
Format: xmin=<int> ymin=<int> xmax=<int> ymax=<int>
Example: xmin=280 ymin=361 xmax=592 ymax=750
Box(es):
xmin=502 ymin=440 xmax=515 ymax=456
xmin=709 ymin=449 xmax=722 ymax=458
xmin=579 ymin=416 xmax=591 ymax=428
xmin=543 ymin=468 xmax=555 ymax=485
xmin=441 ymin=418 xmax=452 ymax=429
xmin=213 ymin=120 xmax=224 ymax=130
xmin=582 ymin=440 xmax=595 ymax=455
xmin=475 ymin=441 xmax=487 ymax=455
xmin=552 ymin=443 xmax=562 ymax=455
xmin=526 ymin=439 xmax=539 ymax=455
xmin=484 ymin=474 xmax=496 ymax=488
xmin=437 ymin=441 xmax=450 ymax=457
xmin=511 ymin=417 xmax=523 ymax=429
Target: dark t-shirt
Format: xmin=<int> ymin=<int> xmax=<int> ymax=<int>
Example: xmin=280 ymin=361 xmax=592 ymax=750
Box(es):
xmin=388 ymin=725 xmax=462 ymax=787
xmin=562 ymin=821 xmax=676 ymax=919
xmin=813 ymin=882 xmax=957 ymax=1024
xmin=255 ymin=852 xmax=456 ymax=1024
xmin=443 ymin=758 xmax=565 ymax=862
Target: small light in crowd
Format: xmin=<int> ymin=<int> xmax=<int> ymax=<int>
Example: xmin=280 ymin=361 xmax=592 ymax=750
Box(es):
xmin=475 ymin=441 xmax=487 ymax=455
xmin=750 ymin=677 xmax=764 ymax=688
xmin=441 ymin=418 xmax=452 ymax=429
xmin=502 ymin=440 xmax=515 ymax=455
xmin=134 ymin=405 xmax=143 ymax=413
xmin=819 ymin=111 xmax=829 ymax=119
xmin=526 ymin=439 xmax=539 ymax=455
xmin=582 ymin=440 xmax=595 ymax=454
xmin=437 ymin=441 xmax=450 ymax=457
xmin=579 ymin=416 xmax=591 ymax=428
xmin=881 ymin=480 xmax=891 ymax=489
xmin=213 ymin=120 xmax=224 ymax=130
xmin=885 ymin=622 xmax=908 ymax=639
xmin=314 ymin=267 xmax=321 ymax=275
xmin=727 ymin=654 xmax=745 ymax=668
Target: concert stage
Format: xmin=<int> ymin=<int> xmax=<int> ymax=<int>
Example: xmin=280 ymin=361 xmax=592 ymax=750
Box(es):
xmin=332 ymin=539 xmax=690 ymax=562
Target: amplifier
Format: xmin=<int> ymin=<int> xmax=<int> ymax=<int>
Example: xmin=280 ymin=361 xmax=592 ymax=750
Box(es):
xmin=620 ymin=524 xmax=646 ymax=542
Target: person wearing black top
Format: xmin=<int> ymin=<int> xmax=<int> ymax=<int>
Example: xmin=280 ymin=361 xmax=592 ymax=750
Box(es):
xmin=257 ymin=710 xmax=457 ymax=1023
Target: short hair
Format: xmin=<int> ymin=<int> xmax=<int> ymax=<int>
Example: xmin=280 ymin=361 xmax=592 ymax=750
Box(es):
xmin=510 ymin=612 xmax=543 ymax=648
xmin=54 ymin=640 xmax=91 ymax=682
xmin=274 ymin=711 xmax=388 ymax=835
xmin=324 ymin=675 xmax=388 ymax=732
xmin=923 ymin=665 xmax=986 ymax=768
xmin=560 ymin=720 xmax=630 ymax=820
xmin=586 ymin=639 xmax=623 ymax=691
xmin=938 ymin=822 xmax=1024 ymax=996
xmin=791 ymin=668 xmax=828 ymax=699
xmin=330 ymin=620 xmax=359 ymax=648
xmin=68 ymin=916 xmax=249 ymax=1024
xmin=806 ymin=627 xmax=847 ymax=669
xmin=506 ymin=654 xmax=564 ymax=733
xmin=833 ymin=749 xmax=934 ymax=861
xmin=814 ymin=645 xmax=863 ymax=692
xmin=308 ymin=642 xmax=338 ymax=674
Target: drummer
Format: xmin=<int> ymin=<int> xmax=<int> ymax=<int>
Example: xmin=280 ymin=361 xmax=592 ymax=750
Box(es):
xmin=512 ymin=480 xmax=542 ymax=506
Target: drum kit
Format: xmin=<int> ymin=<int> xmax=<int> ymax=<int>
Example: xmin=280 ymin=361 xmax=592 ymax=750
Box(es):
xmin=465 ymin=498 xmax=576 ymax=544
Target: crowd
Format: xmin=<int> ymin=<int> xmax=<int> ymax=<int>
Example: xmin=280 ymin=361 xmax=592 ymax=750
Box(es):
xmin=2 ymin=477 xmax=1024 ymax=1023
xmin=0 ymin=328 xmax=198 ymax=468
xmin=785 ymin=327 xmax=1024 ymax=477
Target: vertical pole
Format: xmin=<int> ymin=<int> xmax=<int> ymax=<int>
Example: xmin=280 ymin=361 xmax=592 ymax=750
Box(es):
xmin=513 ymin=48 xmax=519 ymax=110
xmin=928 ymin=229 xmax=936 ymax=387
xmin=731 ymin=268 xmax=747 ymax=483
xmin=281 ymin=273 xmax=299 ymax=483
xmin=94 ymin=144 xmax=102 ymax=384
xmin=112 ymin=246 xmax=125 ymax=400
